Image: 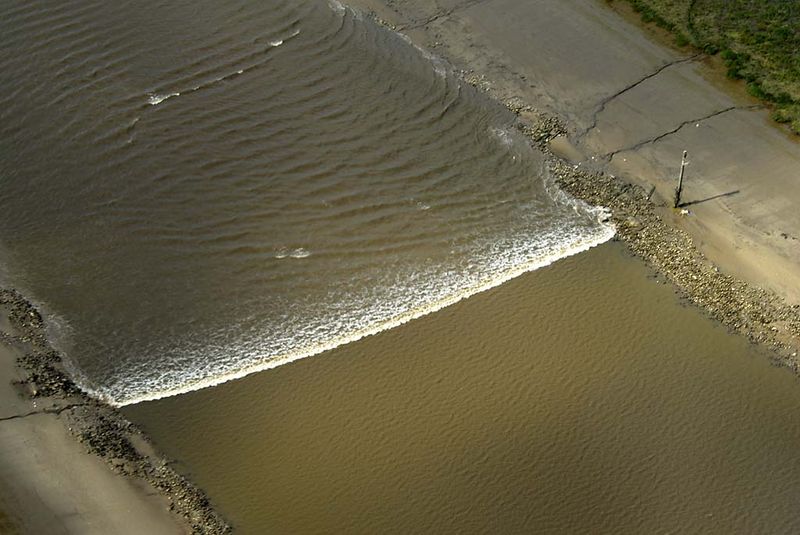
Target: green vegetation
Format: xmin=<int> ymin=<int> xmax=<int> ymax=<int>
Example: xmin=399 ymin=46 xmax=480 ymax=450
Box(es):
xmin=614 ymin=0 xmax=800 ymax=133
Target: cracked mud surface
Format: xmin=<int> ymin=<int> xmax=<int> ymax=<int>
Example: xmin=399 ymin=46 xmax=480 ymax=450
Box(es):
xmin=395 ymin=0 xmax=491 ymax=30
xmin=602 ymin=104 xmax=765 ymax=161
xmin=577 ymin=53 xmax=705 ymax=141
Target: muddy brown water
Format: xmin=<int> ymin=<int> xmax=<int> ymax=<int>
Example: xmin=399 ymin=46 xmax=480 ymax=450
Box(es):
xmin=0 ymin=0 xmax=610 ymax=405
xmin=126 ymin=243 xmax=800 ymax=534
xmin=4 ymin=0 xmax=800 ymax=531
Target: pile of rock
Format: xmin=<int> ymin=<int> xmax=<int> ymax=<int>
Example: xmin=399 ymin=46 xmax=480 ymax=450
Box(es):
xmin=0 ymin=289 xmax=47 ymax=347
xmin=16 ymin=350 xmax=81 ymax=398
xmin=549 ymin=157 xmax=800 ymax=368
xmin=1 ymin=288 xmax=232 ymax=534
xmin=64 ymin=403 xmax=232 ymax=534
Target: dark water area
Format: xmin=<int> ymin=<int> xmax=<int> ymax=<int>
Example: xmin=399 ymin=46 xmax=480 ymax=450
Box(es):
xmin=126 ymin=243 xmax=800 ymax=534
xmin=0 ymin=0 xmax=610 ymax=405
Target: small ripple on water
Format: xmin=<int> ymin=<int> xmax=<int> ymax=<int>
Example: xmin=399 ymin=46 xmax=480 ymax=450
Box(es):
xmin=0 ymin=0 xmax=614 ymax=406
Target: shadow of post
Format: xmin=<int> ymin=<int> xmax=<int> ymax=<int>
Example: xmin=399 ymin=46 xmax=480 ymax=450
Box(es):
xmin=679 ymin=190 xmax=740 ymax=208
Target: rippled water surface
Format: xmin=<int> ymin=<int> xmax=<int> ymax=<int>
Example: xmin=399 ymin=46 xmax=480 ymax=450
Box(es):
xmin=126 ymin=243 xmax=800 ymax=534
xmin=0 ymin=0 xmax=611 ymax=404
xmin=5 ymin=1 xmax=800 ymax=533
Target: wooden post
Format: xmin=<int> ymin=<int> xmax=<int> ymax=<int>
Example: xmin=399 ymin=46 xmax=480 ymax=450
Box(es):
xmin=674 ymin=150 xmax=688 ymax=208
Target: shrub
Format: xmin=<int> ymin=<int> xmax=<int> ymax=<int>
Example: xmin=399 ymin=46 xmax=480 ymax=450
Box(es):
xmin=619 ymin=0 xmax=800 ymax=131
xmin=772 ymin=108 xmax=792 ymax=124
xmin=747 ymin=82 xmax=766 ymax=99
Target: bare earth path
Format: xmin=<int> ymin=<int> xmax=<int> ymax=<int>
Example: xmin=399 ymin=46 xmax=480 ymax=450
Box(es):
xmin=352 ymin=0 xmax=800 ymax=304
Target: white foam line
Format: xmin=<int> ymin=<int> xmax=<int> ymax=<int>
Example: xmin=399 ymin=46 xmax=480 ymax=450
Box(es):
xmin=148 ymin=92 xmax=180 ymax=105
xmin=102 ymin=226 xmax=615 ymax=407
xmin=146 ymin=30 xmax=300 ymax=106
xmin=269 ymin=30 xmax=299 ymax=48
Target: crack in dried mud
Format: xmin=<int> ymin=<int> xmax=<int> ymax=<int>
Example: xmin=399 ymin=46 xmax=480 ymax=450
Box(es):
xmin=0 ymin=403 xmax=87 ymax=423
xmin=577 ymin=53 xmax=704 ymax=140
xmin=603 ymin=104 xmax=765 ymax=161
xmin=397 ymin=0 xmax=491 ymax=30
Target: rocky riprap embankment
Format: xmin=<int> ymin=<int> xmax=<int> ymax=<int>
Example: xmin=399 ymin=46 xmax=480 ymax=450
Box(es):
xmin=0 ymin=289 xmax=232 ymax=535
xmin=363 ymin=7 xmax=800 ymax=367
xmin=466 ymin=54 xmax=800 ymax=365
xmin=451 ymin=32 xmax=800 ymax=369
xmin=547 ymin=157 xmax=800 ymax=369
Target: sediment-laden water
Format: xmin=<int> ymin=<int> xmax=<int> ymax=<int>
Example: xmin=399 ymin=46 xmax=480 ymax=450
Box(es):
xmin=5 ymin=1 xmax=800 ymax=533
xmin=0 ymin=0 xmax=612 ymax=405
xmin=126 ymin=243 xmax=800 ymax=534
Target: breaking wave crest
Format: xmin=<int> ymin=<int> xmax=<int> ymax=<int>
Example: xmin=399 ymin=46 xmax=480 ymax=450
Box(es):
xmin=95 ymin=219 xmax=615 ymax=407
xmin=1 ymin=0 xmax=616 ymax=408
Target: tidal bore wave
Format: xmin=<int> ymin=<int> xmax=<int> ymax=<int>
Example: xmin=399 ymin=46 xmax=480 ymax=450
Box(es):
xmin=0 ymin=0 xmax=614 ymax=407
xmin=104 ymin=221 xmax=614 ymax=407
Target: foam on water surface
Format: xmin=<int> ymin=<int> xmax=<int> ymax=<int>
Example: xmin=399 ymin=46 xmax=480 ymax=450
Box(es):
xmin=148 ymin=92 xmax=180 ymax=105
xmin=0 ymin=0 xmax=614 ymax=407
xmin=104 ymin=222 xmax=614 ymax=406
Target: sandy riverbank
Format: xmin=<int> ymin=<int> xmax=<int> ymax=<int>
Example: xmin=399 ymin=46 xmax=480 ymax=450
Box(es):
xmin=0 ymin=291 xmax=230 ymax=534
xmin=345 ymin=0 xmax=800 ymax=361
xmin=0 ymin=340 xmax=184 ymax=534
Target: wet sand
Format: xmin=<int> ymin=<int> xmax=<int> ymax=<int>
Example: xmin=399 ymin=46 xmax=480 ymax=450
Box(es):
xmin=351 ymin=0 xmax=800 ymax=304
xmin=0 ymin=343 xmax=186 ymax=535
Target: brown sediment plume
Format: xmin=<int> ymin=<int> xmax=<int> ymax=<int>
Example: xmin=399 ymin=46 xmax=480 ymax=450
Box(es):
xmin=0 ymin=289 xmax=231 ymax=535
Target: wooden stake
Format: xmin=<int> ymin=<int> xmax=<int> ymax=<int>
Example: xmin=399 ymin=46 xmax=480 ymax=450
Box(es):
xmin=674 ymin=150 xmax=688 ymax=208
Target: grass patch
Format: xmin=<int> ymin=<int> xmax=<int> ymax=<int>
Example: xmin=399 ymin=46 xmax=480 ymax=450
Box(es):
xmin=613 ymin=0 xmax=800 ymax=133
xmin=674 ymin=32 xmax=690 ymax=47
